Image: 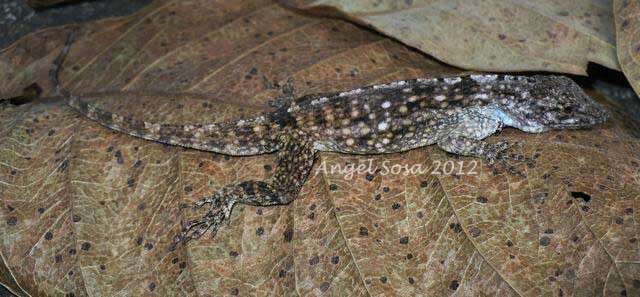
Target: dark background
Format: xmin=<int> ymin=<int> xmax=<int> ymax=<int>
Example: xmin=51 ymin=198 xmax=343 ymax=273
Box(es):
xmin=0 ymin=0 xmax=151 ymax=49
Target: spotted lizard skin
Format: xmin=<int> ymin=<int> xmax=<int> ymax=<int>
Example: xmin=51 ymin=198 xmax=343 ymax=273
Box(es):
xmin=51 ymin=33 xmax=609 ymax=245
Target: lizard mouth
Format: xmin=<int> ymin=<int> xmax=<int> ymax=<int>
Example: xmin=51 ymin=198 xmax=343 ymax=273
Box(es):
xmin=551 ymin=107 xmax=610 ymax=129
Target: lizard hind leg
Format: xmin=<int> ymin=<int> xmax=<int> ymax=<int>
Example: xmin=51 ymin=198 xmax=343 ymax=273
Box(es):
xmin=175 ymin=132 xmax=317 ymax=245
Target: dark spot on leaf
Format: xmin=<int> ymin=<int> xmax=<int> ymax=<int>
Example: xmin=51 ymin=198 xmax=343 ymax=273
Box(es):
xmin=137 ymin=203 xmax=145 ymax=211
xmin=625 ymin=208 xmax=634 ymax=214
xmin=380 ymin=276 xmax=387 ymax=283
xmin=331 ymin=255 xmax=339 ymax=264
xmin=45 ymin=231 xmax=53 ymax=240
xmin=449 ymin=280 xmax=459 ymax=290
xmin=406 ymin=253 xmax=413 ymax=260
xmin=570 ymin=191 xmax=591 ymax=202
xmin=374 ymin=193 xmax=381 ymax=200
xmin=127 ymin=178 xmax=135 ymax=187
xmin=470 ymin=227 xmax=481 ymax=237
xmin=68 ymin=248 xmax=76 ymax=255
xmin=329 ymin=184 xmax=338 ymax=191
xmin=144 ymin=242 xmax=154 ymax=250
xmin=416 ymin=211 xmax=423 ymax=219
xmin=309 ymin=255 xmax=319 ymax=266
xmin=476 ymin=196 xmax=488 ymax=203
xmin=38 ymin=207 xmax=45 ymax=214
xmin=54 ymin=254 xmax=63 ymax=263
xmin=359 ymin=226 xmax=369 ymax=236
xmin=81 ymin=242 xmax=91 ymax=251
xmin=133 ymin=160 xmax=142 ymax=168
xmin=408 ymin=277 xmax=415 ymax=284
xmin=365 ymin=174 xmax=374 ymax=181
xmin=506 ymin=240 xmax=513 ymax=247
xmin=399 ymin=236 xmax=409 ymax=244
xmin=544 ymin=228 xmax=554 ymax=234
xmin=179 ymin=262 xmax=187 ymax=269
xmin=58 ymin=159 xmax=69 ymax=172
xmin=136 ymin=237 xmax=143 ymax=245
xmin=581 ymin=205 xmax=590 ymax=212
xmin=498 ymin=34 xmax=506 ymax=40
xmin=279 ymin=270 xmax=287 ymax=278
xmin=48 ymin=129 xmax=56 ymax=136
xmin=231 ymin=288 xmax=239 ymax=295
xmin=100 ymin=264 xmax=105 ymax=270
xmin=263 ymin=164 xmax=272 ymax=172
xmin=283 ymin=229 xmax=293 ymax=242
xmin=256 ymin=227 xmax=264 ymax=236
xmin=149 ymin=282 xmax=156 ymax=292
xmin=307 ymin=212 xmax=315 ymax=220
xmin=392 ymin=202 xmax=401 ymax=210
xmin=449 ymin=223 xmax=463 ymax=233
xmin=115 ymin=150 xmax=124 ymax=164
xmin=540 ymin=236 xmax=551 ymax=246
xmin=320 ymin=281 xmax=330 ymax=292
xmin=184 ymin=185 xmax=192 ymax=193
xmin=383 ymin=186 xmax=390 ymax=192
xmin=6 ymin=217 xmax=17 ymax=226
xmin=10 ymin=169 xmax=16 ymax=176
xmin=420 ymin=180 xmax=429 ymax=187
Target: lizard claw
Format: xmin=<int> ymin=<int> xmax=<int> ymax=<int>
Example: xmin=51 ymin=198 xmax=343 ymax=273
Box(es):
xmin=484 ymin=141 xmax=531 ymax=178
xmin=482 ymin=140 xmax=511 ymax=165
xmin=176 ymin=195 xmax=238 ymax=245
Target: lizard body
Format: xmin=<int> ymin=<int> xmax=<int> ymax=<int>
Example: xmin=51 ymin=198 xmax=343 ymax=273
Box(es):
xmin=51 ymin=33 xmax=609 ymax=244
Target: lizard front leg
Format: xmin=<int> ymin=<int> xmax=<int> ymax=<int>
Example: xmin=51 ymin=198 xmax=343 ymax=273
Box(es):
xmin=435 ymin=109 xmax=526 ymax=176
xmin=175 ymin=131 xmax=316 ymax=245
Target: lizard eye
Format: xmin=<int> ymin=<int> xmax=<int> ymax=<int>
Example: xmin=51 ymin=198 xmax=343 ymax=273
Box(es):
xmin=564 ymin=106 xmax=574 ymax=113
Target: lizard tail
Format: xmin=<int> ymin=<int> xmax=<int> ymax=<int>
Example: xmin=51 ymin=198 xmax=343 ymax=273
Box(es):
xmin=50 ymin=29 xmax=281 ymax=156
xmin=49 ymin=29 xmax=78 ymax=98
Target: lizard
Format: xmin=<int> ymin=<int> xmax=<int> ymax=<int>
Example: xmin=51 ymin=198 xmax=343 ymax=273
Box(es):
xmin=49 ymin=31 xmax=610 ymax=246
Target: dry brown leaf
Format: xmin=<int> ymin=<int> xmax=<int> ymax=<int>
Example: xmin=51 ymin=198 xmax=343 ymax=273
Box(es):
xmin=614 ymin=0 xmax=640 ymax=97
xmin=1 ymin=0 xmax=639 ymax=296
xmin=284 ymin=0 xmax=619 ymax=75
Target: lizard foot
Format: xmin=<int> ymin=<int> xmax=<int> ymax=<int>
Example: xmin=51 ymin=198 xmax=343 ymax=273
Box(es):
xmin=483 ymin=141 xmax=532 ymax=178
xmin=172 ymin=194 xmax=237 ymax=246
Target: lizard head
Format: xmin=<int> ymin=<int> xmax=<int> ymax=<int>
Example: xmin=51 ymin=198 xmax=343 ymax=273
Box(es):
xmin=503 ymin=75 xmax=609 ymax=132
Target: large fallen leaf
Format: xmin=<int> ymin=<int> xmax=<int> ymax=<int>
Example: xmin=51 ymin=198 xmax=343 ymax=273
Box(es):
xmin=1 ymin=0 xmax=639 ymax=296
xmin=284 ymin=0 xmax=619 ymax=75
xmin=614 ymin=0 xmax=640 ymax=97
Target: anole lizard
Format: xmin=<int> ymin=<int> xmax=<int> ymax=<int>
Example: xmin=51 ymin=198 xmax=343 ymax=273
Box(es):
xmin=50 ymin=31 xmax=609 ymax=246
